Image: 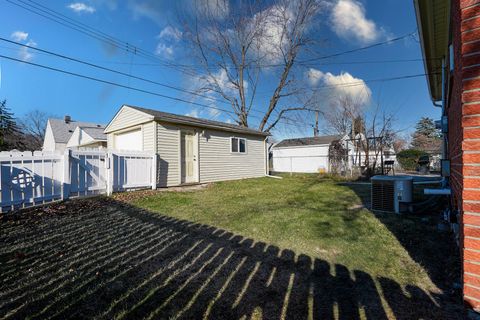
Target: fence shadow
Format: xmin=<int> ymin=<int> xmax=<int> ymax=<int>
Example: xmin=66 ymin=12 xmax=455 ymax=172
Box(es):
xmin=0 ymin=198 xmax=462 ymax=319
xmin=343 ymin=182 xmax=461 ymax=301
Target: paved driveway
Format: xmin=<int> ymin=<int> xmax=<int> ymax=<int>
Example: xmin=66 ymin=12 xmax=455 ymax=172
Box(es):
xmin=0 ymin=198 xmax=459 ymax=319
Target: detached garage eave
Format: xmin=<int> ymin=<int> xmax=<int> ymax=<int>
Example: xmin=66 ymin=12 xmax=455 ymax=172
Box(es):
xmin=151 ymin=116 xmax=270 ymax=137
xmin=414 ymin=0 xmax=449 ymax=102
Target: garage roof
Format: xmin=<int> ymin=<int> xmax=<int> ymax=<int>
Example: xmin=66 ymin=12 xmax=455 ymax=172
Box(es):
xmin=274 ymin=135 xmax=342 ymax=148
xmin=127 ymin=105 xmax=269 ymax=136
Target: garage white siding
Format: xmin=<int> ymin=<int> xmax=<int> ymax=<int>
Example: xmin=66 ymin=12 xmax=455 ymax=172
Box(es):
xmin=272 ymin=145 xmax=330 ymax=173
xmin=156 ymin=122 xmax=180 ymax=187
xmin=199 ymin=129 xmax=266 ymax=183
xmin=142 ymin=122 xmax=156 ymax=153
xmin=154 ymin=122 xmax=266 ymax=187
xmin=105 ymin=106 xmax=152 ymax=133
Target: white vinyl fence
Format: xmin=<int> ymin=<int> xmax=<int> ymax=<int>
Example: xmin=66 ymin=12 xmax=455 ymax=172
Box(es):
xmin=0 ymin=149 xmax=156 ymax=213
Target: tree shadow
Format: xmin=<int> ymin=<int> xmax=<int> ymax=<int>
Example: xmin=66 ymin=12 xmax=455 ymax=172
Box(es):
xmin=0 ymin=197 xmax=463 ymax=319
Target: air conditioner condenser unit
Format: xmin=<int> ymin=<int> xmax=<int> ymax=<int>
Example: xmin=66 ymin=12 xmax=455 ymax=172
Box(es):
xmin=371 ymin=176 xmax=413 ymax=214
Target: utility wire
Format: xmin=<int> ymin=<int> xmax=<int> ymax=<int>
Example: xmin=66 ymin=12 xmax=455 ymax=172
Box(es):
xmin=5 ymin=0 xmax=196 ymax=75
xmin=0 ymin=53 xmax=435 ymax=131
xmin=0 ymin=37 xmax=229 ymax=107
xmin=299 ymin=31 xmax=417 ymax=64
xmin=0 ymin=53 xmax=310 ymax=129
xmin=7 ymin=0 xmax=419 ymax=70
xmin=0 ymin=54 xmax=235 ymax=116
xmin=0 ymin=38 xmax=435 ymax=100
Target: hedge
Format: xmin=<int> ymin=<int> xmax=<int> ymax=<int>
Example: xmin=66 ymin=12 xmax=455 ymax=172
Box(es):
xmin=396 ymin=149 xmax=428 ymax=171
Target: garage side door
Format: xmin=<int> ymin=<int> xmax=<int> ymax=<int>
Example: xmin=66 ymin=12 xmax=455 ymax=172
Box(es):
xmin=114 ymin=129 xmax=143 ymax=151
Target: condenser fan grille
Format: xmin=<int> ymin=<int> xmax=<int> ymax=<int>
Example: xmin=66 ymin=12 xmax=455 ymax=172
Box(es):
xmin=371 ymin=180 xmax=395 ymax=212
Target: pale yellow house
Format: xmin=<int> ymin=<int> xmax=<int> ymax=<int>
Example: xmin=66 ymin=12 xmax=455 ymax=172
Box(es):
xmin=104 ymin=105 xmax=269 ymax=187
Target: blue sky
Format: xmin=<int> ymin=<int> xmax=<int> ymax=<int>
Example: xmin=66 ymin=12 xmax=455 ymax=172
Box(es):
xmin=0 ymin=0 xmax=439 ymax=139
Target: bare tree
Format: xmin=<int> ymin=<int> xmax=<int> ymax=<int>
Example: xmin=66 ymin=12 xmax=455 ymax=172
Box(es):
xmin=180 ymin=0 xmax=322 ymax=132
xmin=19 ymin=110 xmax=50 ymax=150
xmin=322 ymin=93 xmax=365 ymax=136
xmin=323 ymin=93 xmax=398 ymax=176
xmin=358 ymin=109 xmax=396 ymax=175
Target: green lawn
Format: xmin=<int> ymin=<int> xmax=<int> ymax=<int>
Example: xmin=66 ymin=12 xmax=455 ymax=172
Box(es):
xmin=1 ymin=175 xmax=461 ymax=319
xmin=121 ymin=174 xmax=457 ymax=294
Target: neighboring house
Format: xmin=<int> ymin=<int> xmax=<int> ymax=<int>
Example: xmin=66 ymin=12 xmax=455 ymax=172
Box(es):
xmin=43 ymin=116 xmax=106 ymax=152
xmin=104 ymin=105 xmax=269 ymax=187
xmin=414 ymin=0 xmax=480 ymax=312
xmin=272 ymin=134 xmax=396 ymax=173
xmin=272 ymin=135 xmax=341 ymax=173
xmin=66 ymin=126 xmax=107 ymax=150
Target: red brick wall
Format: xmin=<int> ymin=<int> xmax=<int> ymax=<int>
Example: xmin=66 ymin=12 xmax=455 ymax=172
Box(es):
xmin=458 ymin=0 xmax=480 ymax=310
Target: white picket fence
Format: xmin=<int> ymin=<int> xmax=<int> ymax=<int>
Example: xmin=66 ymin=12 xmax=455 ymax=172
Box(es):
xmin=0 ymin=149 xmax=157 ymax=213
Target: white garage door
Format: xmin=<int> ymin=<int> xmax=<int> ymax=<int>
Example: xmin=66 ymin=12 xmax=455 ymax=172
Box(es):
xmin=114 ymin=129 xmax=143 ymax=151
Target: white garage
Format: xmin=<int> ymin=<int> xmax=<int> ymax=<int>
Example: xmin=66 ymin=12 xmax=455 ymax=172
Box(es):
xmin=271 ymin=135 xmax=341 ymax=173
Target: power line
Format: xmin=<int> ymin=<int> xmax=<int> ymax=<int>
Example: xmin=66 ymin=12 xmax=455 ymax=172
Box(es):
xmin=298 ymin=31 xmax=417 ymax=64
xmin=6 ymin=0 xmax=419 ymax=70
xmin=0 ymin=37 xmax=230 ymax=107
xmin=0 ymin=52 xmax=311 ymax=130
xmin=0 ymin=37 xmax=435 ymax=98
xmin=0 ymin=52 xmax=439 ymax=133
xmin=67 ymin=57 xmax=431 ymax=68
xmin=0 ymin=53 xmax=235 ymax=115
xmin=0 ymin=37 xmax=436 ymax=124
xmin=5 ymin=0 xmax=195 ymax=75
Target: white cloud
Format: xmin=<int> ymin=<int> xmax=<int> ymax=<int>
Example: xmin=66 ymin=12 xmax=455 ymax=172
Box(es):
xmin=306 ymin=68 xmax=371 ymax=106
xmin=155 ymin=43 xmax=174 ymax=59
xmin=158 ymin=26 xmax=182 ymax=42
xmin=197 ymin=0 xmax=230 ymax=20
xmin=19 ymin=40 xmax=37 ymax=61
xmin=10 ymin=31 xmax=36 ymax=61
xmin=129 ymin=1 xmax=163 ymax=24
xmin=206 ymin=69 xmax=248 ymax=96
xmin=67 ymin=2 xmax=96 ymax=13
xmin=330 ymin=0 xmax=384 ymax=44
xmin=252 ymin=5 xmax=294 ymax=63
xmin=185 ymin=109 xmax=200 ymax=118
xmin=11 ymin=31 xmax=28 ymax=42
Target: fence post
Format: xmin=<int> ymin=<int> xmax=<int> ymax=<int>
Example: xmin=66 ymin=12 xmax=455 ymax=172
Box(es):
xmin=106 ymin=151 xmax=113 ymax=196
xmin=62 ymin=149 xmax=71 ymax=200
xmin=290 ymin=156 xmax=293 ymax=176
xmin=151 ymin=153 xmax=157 ymax=190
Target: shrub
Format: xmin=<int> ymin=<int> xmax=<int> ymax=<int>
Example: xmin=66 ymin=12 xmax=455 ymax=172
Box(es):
xmin=397 ymin=149 xmax=428 ymax=171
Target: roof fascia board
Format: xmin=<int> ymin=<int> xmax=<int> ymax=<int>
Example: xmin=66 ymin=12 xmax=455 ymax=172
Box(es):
xmin=104 ymin=105 xmax=154 ymax=133
xmin=154 ymin=118 xmax=269 ymax=136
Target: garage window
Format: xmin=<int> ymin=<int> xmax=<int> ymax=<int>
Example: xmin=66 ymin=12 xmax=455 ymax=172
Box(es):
xmin=231 ymin=137 xmax=246 ymax=153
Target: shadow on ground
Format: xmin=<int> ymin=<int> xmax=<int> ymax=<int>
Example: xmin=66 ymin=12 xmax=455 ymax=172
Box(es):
xmin=0 ymin=197 xmax=462 ymax=319
xmin=344 ymin=182 xmax=461 ymax=304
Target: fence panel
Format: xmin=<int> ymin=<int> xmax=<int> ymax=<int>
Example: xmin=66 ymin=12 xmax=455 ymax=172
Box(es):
xmin=0 ymin=151 xmax=64 ymax=212
xmin=69 ymin=150 xmax=108 ymax=197
xmin=111 ymin=151 xmax=154 ymax=192
xmin=0 ymin=149 xmax=156 ymax=213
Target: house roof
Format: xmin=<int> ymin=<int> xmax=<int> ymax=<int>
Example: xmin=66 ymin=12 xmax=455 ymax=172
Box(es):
xmin=81 ymin=126 xmax=107 ymax=141
xmin=274 ymin=135 xmax=342 ymax=148
xmin=126 ymin=105 xmax=269 ymax=136
xmin=49 ymin=118 xmax=105 ymax=144
xmin=414 ymin=0 xmax=449 ymax=102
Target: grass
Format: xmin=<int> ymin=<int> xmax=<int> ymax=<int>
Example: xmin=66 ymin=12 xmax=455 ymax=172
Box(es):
xmin=0 ymin=174 xmax=461 ymax=319
xmin=126 ymin=174 xmax=451 ymax=291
